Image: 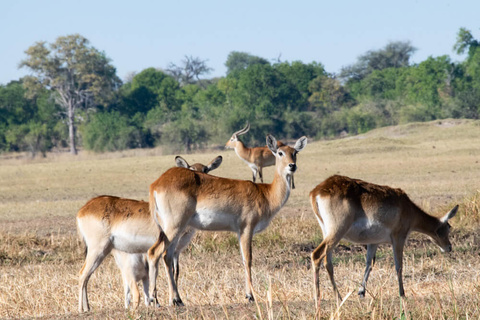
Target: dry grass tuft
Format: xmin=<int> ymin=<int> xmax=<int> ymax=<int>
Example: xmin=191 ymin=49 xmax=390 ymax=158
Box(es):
xmin=459 ymin=190 xmax=480 ymax=227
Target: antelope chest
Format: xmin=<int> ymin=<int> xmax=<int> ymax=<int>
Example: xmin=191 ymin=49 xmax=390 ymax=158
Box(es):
xmin=235 ymin=149 xmax=257 ymax=170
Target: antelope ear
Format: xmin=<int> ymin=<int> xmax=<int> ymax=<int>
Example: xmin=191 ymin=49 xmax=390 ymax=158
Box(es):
xmin=441 ymin=204 xmax=459 ymax=223
xmin=175 ymin=156 xmax=189 ymax=168
xmin=206 ymin=156 xmax=223 ymax=173
xmin=294 ymin=136 xmax=307 ymax=153
xmin=266 ymin=134 xmax=278 ymax=154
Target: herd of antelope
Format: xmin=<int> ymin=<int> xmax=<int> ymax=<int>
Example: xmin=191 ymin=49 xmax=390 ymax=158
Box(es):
xmin=76 ymin=122 xmax=458 ymax=312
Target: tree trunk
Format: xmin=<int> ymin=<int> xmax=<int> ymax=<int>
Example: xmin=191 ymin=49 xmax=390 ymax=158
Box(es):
xmin=184 ymin=137 xmax=191 ymax=153
xmin=68 ymin=104 xmax=77 ymax=155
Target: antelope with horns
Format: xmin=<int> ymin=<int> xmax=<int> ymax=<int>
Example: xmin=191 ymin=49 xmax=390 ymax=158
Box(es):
xmin=225 ymin=122 xmax=295 ymax=188
xmin=77 ymin=156 xmax=222 ymax=313
xmin=309 ymin=175 xmax=458 ymax=306
xmin=147 ymin=134 xmax=307 ymax=306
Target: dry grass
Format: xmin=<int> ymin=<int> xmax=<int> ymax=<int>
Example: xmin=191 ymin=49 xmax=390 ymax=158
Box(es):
xmin=1 ymin=119 xmax=480 ymax=319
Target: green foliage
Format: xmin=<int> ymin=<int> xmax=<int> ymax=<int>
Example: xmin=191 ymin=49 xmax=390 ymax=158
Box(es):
xmin=309 ymin=75 xmax=351 ymax=114
xmin=225 ymin=51 xmax=269 ymax=75
xmin=340 ymin=41 xmax=416 ymax=82
xmin=453 ymin=27 xmax=479 ymax=56
xmin=115 ymin=68 xmax=181 ymax=117
xmin=275 ymin=61 xmax=326 ymax=111
xmin=398 ymin=104 xmax=438 ymax=123
xmin=161 ymin=102 xmax=209 ymax=152
xmin=348 ymin=67 xmax=406 ymax=101
xmin=345 ymin=105 xmax=377 ymax=134
xmin=81 ymin=111 xmax=145 ymax=152
xmin=402 ymin=56 xmax=454 ymax=107
xmin=19 ymin=34 xmax=122 ymax=154
xmin=5 ymin=31 xmax=480 ymax=156
xmin=0 ymin=81 xmax=64 ymax=156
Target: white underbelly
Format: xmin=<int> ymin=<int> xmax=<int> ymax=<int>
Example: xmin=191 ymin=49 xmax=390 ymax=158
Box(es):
xmin=343 ymin=218 xmax=391 ymax=244
xmin=111 ymin=232 xmax=157 ymax=253
xmin=189 ymin=208 xmax=238 ymax=232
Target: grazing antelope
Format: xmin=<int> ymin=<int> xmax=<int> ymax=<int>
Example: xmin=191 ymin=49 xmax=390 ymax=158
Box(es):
xmin=147 ymin=134 xmax=307 ymax=306
xmin=77 ymin=156 xmax=222 ymax=313
xmin=225 ymin=122 xmax=294 ymax=188
xmin=309 ymin=175 xmax=458 ymax=306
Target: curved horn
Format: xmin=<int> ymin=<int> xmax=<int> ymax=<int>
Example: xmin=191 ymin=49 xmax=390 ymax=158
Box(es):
xmin=233 ymin=121 xmax=250 ymax=137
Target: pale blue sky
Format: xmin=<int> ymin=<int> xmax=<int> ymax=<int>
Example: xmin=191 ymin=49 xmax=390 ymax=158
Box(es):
xmin=1 ymin=0 xmax=479 ymax=85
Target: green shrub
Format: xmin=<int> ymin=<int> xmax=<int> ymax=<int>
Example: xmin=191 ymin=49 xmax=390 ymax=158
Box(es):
xmin=81 ymin=111 xmax=143 ymax=152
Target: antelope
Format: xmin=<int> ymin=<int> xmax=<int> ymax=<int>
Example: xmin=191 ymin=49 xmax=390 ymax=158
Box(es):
xmin=226 ymin=122 xmax=295 ymax=188
xmin=146 ymin=134 xmax=307 ymax=306
xmin=77 ymin=156 xmax=222 ymax=313
xmin=309 ymin=174 xmax=458 ymax=306
xmin=175 ymin=155 xmax=222 ymax=173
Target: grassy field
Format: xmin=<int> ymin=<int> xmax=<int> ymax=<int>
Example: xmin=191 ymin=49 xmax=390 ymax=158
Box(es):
xmin=0 ymin=118 xmax=479 ymax=319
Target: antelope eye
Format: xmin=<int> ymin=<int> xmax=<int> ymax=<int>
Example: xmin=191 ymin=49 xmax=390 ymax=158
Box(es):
xmin=278 ymin=151 xmax=284 ymax=156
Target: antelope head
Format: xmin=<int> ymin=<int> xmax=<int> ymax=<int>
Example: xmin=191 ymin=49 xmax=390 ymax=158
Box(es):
xmin=266 ymin=134 xmax=307 ymax=182
xmin=175 ymin=155 xmax=223 ymax=174
xmin=226 ymin=122 xmax=250 ymax=149
xmin=429 ymin=205 xmax=458 ymax=252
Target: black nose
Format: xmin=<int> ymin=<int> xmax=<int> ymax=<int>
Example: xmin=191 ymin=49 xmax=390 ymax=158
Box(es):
xmin=288 ymin=163 xmax=296 ymax=172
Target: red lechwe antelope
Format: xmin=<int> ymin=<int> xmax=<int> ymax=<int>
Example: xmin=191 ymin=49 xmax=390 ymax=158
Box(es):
xmin=225 ymin=122 xmax=294 ymax=187
xmin=309 ymin=175 xmax=458 ymax=306
xmin=175 ymin=155 xmax=222 ymax=174
xmin=147 ymin=134 xmax=307 ymax=306
xmin=77 ymin=156 xmax=222 ymax=313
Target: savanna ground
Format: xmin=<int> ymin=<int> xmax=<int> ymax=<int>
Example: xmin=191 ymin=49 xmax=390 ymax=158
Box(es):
xmin=1 ymin=119 xmax=480 ymax=319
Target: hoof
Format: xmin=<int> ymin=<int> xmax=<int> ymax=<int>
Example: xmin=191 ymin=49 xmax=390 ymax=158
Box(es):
xmin=148 ymin=298 xmax=158 ymax=307
xmin=358 ymin=289 xmax=365 ymax=297
xmin=245 ymin=294 xmax=255 ymax=302
xmin=172 ymin=298 xmax=184 ymax=307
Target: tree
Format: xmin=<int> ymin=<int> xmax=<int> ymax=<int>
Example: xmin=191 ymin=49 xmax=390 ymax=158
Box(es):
xmin=19 ymin=34 xmax=121 ymax=154
xmin=166 ymin=56 xmax=212 ymax=87
xmin=81 ymin=111 xmax=144 ymax=152
xmin=340 ymin=41 xmax=417 ymax=82
xmin=162 ymin=97 xmax=208 ymax=153
xmin=117 ymin=68 xmax=180 ymax=116
xmin=0 ymin=81 xmax=64 ymax=156
xmin=453 ymin=28 xmax=480 ymax=118
xmin=453 ymin=27 xmax=479 ymax=56
xmin=401 ymin=56 xmax=454 ymax=108
xmin=275 ymin=61 xmax=326 ymax=111
xmin=225 ymin=51 xmax=269 ymax=75
xmin=308 ymin=75 xmax=350 ymax=114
